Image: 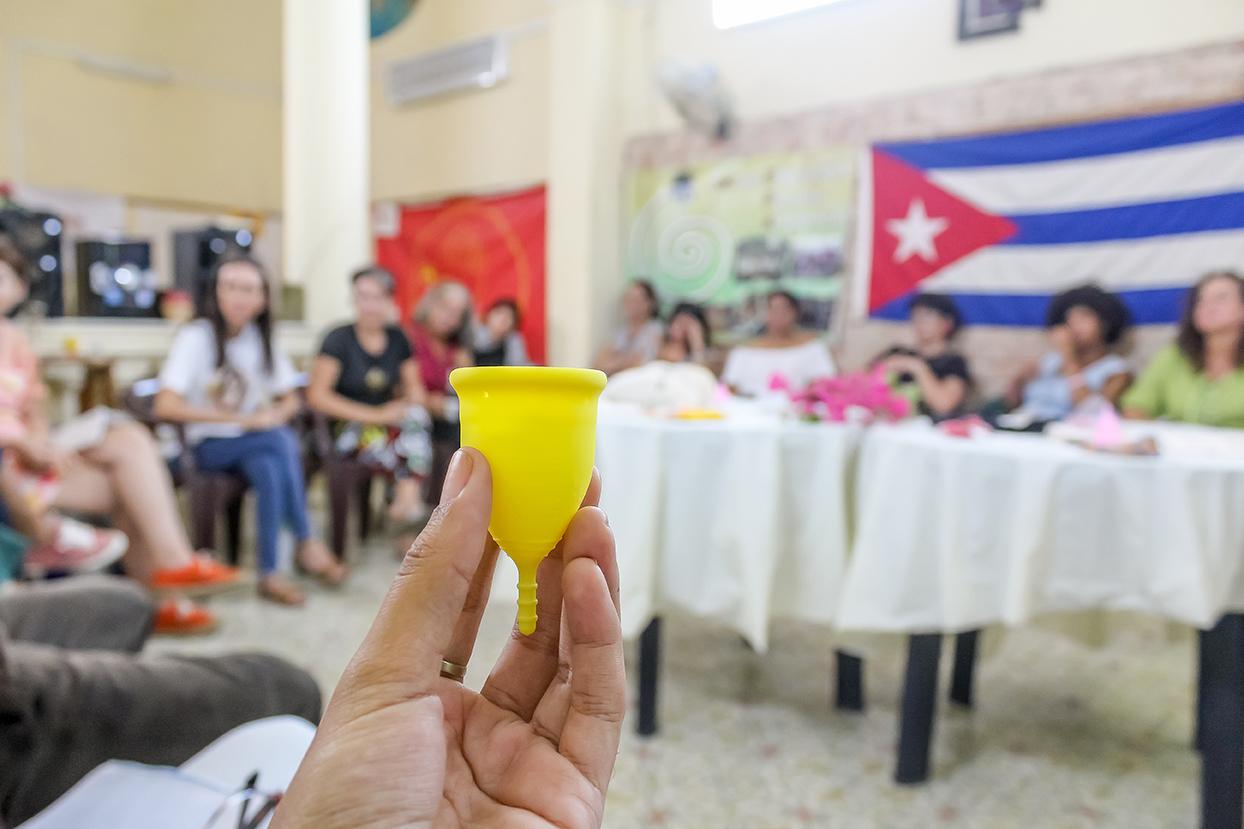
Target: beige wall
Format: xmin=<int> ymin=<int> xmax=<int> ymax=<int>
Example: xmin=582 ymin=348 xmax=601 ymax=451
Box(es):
xmin=369 ymin=0 xmax=550 ymax=202
xmin=5 ymin=0 xmax=1242 ymax=212
xmin=0 ymin=0 xmax=282 ymax=211
xmin=620 ymin=0 xmax=1244 ymax=134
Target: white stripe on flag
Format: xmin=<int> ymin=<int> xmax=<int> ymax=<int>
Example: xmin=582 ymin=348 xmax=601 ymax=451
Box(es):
xmin=851 ymin=146 xmax=874 ymax=319
xmin=921 ymin=229 xmax=1244 ymax=294
xmin=927 ymin=136 xmax=1244 ymax=215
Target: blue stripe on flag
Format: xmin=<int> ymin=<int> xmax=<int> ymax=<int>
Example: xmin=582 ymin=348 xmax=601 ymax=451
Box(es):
xmin=877 ymin=100 xmax=1244 ymax=170
xmin=873 ymin=287 xmax=1190 ymax=326
xmin=1000 ymin=192 xmax=1244 ymax=245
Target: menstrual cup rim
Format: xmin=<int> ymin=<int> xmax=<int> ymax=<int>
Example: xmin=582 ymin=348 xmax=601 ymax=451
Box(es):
xmin=450 ymin=366 xmax=606 ymax=395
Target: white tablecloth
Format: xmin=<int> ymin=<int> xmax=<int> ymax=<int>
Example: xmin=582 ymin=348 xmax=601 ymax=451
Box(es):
xmin=598 ymin=402 xmax=860 ymax=649
xmin=837 ymin=421 xmax=1244 ymax=633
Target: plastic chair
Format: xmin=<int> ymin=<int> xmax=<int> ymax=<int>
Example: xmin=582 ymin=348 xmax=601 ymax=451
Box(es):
xmin=307 ymin=408 xmax=378 ymax=562
xmin=122 ymin=380 xmax=248 ymax=564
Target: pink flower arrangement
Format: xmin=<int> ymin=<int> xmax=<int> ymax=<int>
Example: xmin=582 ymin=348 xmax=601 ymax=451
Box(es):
xmin=771 ymin=367 xmax=911 ymax=423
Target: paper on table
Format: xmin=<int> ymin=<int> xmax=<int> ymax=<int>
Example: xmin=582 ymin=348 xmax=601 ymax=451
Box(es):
xmin=21 ymin=716 xmax=315 ymax=829
xmin=19 ymin=761 xmax=231 ymax=829
xmin=181 ymin=716 xmax=314 ymax=791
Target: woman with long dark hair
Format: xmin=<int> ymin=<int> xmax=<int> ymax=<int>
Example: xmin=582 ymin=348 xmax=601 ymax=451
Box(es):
xmin=155 ymin=255 xmax=346 ymax=605
xmin=659 ymin=302 xmax=721 ymax=373
xmin=1124 ymin=271 xmax=1244 ymax=428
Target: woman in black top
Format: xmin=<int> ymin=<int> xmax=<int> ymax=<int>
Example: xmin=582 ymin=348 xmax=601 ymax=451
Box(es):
xmin=875 ymin=293 xmax=973 ymax=420
xmin=307 ymin=267 xmax=433 ymax=524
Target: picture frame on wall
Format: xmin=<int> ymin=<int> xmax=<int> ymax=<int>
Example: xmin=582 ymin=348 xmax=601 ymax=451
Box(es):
xmin=958 ymin=0 xmax=1040 ymax=41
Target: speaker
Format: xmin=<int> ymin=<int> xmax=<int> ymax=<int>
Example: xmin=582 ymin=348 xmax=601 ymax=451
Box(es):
xmin=75 ymin=240 xmax=158 ymax=318
xmin=173 ymin=226 xmax=253 ymax=313
xmin=0 ymin=208 xmax=65 ymax=317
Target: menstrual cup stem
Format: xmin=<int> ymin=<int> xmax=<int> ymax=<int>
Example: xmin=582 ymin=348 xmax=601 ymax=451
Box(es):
xmin=517 ymin=563 xmax=539 ymax=636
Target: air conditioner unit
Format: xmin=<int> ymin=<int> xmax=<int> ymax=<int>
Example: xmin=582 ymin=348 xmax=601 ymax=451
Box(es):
xmin=387 ymin=35 xmax=508 ymax=105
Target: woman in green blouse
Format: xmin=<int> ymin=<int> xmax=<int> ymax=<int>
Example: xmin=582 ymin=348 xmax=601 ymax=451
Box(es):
xmin=1123 ymin=271 xmax=1244 ymax=428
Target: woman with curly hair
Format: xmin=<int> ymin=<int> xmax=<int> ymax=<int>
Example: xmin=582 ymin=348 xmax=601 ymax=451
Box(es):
xmin=1004 ymin=284 xmax=1133 ymax=425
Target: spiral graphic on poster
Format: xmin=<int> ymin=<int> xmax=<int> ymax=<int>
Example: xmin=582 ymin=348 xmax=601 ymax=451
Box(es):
xmin=628 ymin=199 xmax=734 ymax=302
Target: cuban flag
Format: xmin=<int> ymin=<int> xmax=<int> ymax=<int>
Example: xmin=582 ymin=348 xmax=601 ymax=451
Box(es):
xmin=854 ymin=100 xmax=1244 ymax=325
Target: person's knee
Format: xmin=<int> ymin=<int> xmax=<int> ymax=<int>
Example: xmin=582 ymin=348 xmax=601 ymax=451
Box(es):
xmin=76 ymin=577 xmax=155 ymax=651
xmin=242 ymin=454 xmax=283 ymax=492
xmin=235 ymin=653 xmax=322 ymax=724
xmin=107 ymin=421 xmax=156 ymax=456
xmin=1 ymin=577 xmax=154 ymax=652
xmin=271 ymin=427 xmax=302 ymax=460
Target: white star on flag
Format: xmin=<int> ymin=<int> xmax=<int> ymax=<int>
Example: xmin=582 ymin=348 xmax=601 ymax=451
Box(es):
xmin=886 ymin=198 xmax=949 ymax=264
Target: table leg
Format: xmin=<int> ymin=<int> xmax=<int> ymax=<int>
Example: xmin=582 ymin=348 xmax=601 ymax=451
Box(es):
xmin=1199 ymin=614 xmax=1244 ymax=829
xmin=834 ymin=650 xmax=865 ymax=712
xmin=1196 ymin=629 xmax=1209 ymax=752
xmin=637 ymin=616 xmax=662 ymax=737
xmin=949 ymin=629 xmax=980 ymax=708
xmin=896 ymin=633 xmax=943 ymax=785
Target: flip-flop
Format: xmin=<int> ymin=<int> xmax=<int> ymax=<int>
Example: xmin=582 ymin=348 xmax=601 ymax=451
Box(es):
xmin=258 ymin=576 xmax=306 ymax=606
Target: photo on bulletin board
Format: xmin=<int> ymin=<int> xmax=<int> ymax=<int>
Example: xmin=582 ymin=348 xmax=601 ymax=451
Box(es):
xmin=623 ymin=148 xmax=856 ymax=346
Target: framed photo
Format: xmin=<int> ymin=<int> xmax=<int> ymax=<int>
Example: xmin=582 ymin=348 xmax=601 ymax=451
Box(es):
xmin=958 ymin=0 xmax=1027 ymax=40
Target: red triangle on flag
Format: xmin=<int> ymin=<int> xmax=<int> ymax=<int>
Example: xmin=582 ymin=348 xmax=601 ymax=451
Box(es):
xmin=868 ymin=148 xmax=1017 ymax=313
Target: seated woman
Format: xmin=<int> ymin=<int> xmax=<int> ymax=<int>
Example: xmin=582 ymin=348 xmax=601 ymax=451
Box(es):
xmin=0 ymin=236 xmax=238 ymax=634
xmin=473 ymin=298 xmax=531 ymax=367
xmin=593 ymin=280 xmax=665 ymax=375
xmin=1123 ymin=271 xmax=1244 ymax=428
xmin=307 ymin=266 xmax=433 ymax=526
xmin=406 ymin=280 xmax=474 ymax=502
xmin=155 ymin=254 xmax=346 ymax=606
xmin=722 ymin=291 xmax=836 ymax=397
xmin=876 ymin=293 xmax=972 ymax=421
xmin=1002 ymin=285 xmax=1132 ymax=428
xmin=659 ymin=302 xmax=723 ymax=374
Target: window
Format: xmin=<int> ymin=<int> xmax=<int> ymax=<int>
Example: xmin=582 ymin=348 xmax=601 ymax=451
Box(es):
xmin=712 ymin=0 xmax=851 ymax=30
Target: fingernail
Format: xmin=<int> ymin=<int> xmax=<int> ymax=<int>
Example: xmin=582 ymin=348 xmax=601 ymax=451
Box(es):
xmin=441 ymin=450 xmax=473 ymax=504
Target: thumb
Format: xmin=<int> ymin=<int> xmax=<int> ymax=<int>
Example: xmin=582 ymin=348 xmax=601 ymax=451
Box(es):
xmin=347 ymin=448 xmax=493 ymax=695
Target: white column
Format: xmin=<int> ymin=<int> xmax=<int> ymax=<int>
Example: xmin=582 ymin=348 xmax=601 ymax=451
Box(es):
xmin=546 ymin=0 xmax=624 ymax=367
xmin=283 ymin=0 xmax=370 ymax=330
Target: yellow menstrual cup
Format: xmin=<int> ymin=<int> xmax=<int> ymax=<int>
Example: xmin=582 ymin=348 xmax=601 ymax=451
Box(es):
xmin=450 ymin=366 xmax=607 ymax=635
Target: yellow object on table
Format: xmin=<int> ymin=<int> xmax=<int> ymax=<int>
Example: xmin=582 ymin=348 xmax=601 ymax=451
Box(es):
xmin=672 ymin=408 xmax=724 ymax=420
xmin=450 ymin=366 xmax=606 ymax=635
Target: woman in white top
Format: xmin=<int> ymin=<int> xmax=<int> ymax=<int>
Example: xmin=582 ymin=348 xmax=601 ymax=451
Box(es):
xmin=593 ymin=280 xmax=665 ymax=376
xmin=155 ymin=256 xmax=347 ymax=605
xmin=722 ymin=291 xmax=836 ymax=397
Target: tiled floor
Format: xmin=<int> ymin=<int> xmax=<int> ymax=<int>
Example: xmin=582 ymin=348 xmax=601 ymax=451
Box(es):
xmin=151 ymin=536 xmax=1200 ymax=828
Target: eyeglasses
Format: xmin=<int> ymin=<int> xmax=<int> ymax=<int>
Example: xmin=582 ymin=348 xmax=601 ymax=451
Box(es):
xmin=198 ymin=784 xmax=282 ymax=829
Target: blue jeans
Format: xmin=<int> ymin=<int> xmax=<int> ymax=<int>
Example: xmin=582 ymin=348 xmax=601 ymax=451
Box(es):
xmin=193 ymin=428 xmax=311 ymax=576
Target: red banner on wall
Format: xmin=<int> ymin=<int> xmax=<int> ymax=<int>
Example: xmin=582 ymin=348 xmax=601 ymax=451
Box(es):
xmin=375 ymin=185 xmax=546 ymax=364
